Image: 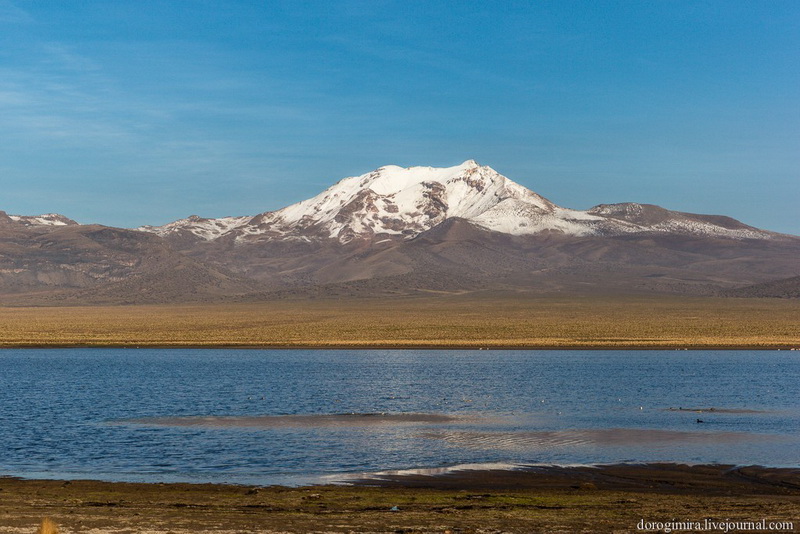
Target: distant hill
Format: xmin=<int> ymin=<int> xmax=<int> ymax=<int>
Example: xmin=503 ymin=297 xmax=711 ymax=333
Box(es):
xmin=0 ymin=217 xmax=259 ymax=305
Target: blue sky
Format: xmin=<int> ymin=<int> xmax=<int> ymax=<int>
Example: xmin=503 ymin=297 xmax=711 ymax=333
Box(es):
xmin=1 ymin=1 xmax=798 ymax=233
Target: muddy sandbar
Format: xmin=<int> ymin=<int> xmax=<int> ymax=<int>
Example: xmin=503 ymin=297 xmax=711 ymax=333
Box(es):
xmin=120 ymin=412 xmax=475 ymax=428
xmin=419 ymin=427 xmax=779 ymax=450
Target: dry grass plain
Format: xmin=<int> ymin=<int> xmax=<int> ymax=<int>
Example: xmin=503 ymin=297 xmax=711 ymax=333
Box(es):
xmin=0 ymin=293 xmax=797 ymax=348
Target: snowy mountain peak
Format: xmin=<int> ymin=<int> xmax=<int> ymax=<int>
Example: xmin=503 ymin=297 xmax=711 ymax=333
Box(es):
xmin=140 ymin=162 xmax=776 ymax=243
xmin=252 ymin=161 xmax=565 ymax=243
xmin=364 ymin=160 xmax=480 ymax=196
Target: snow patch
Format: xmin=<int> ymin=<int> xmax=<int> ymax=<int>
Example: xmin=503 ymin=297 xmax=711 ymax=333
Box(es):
xmin=139 ymin=215 xmax=252 ymax=240
xmin=7 ymin=213 xmax=76 ymax=226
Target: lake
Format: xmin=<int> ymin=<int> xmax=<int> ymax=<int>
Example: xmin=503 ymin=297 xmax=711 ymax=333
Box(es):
xmin=0 ymin=349 xmax=797 ymax=485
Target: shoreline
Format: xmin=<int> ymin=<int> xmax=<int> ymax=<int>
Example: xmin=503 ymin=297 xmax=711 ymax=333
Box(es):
xmin=4 ymin=461 xmax=800 ymax=493
xmin=2 ymin=343 xmax=800 ymax=350
xmin=2 ymin=463 xmax=799 ymax=533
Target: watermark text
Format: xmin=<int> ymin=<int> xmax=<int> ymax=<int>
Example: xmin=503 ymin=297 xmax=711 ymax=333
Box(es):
xmin=637 ymin=518 xmax=794 ymax=533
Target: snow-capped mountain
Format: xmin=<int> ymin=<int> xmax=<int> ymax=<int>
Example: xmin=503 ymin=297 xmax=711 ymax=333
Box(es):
xmin=140 ymin=160 xmax=774 ymax=243
xmin=2 ymin=162 xmax=798 ymax=304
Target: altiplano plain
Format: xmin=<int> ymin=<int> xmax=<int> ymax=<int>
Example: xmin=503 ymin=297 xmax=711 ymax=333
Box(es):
xmin=1 ymin=294 xmax=797 ymax=348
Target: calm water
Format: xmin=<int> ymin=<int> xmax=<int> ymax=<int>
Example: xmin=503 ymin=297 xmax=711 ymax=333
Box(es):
xmin=0 ymin=349 xmax=798 ymax=485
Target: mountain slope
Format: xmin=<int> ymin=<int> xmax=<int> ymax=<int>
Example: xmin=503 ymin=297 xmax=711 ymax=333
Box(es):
xmin=723 ymin=276 xmax=800 ymax=298
xmin=0 ymin=221 xmax=260 ymax=304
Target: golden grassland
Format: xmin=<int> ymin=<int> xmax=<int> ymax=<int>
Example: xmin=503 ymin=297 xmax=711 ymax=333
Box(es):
xmin=0 ymin=293 xmax=797 ymax=348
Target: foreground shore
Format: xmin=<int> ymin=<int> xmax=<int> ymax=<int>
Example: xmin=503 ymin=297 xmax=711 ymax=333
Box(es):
xmin=2 ymin=464 xmax=799 ymax=533
xmin=1 ymin=294 xmax=799 ymax=349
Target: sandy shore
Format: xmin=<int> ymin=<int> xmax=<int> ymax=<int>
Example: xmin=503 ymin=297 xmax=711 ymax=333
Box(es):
xmin=2 ymin=464 xmax=799 ymax=533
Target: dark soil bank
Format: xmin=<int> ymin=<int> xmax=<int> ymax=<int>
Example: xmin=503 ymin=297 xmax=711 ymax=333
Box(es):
xmin=2 ymin=464 xmax=799 ymax=533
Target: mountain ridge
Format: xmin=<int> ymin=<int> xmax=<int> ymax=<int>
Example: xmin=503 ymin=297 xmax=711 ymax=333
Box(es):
xmin=2 ymin=161 xmax=797 ymax=304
